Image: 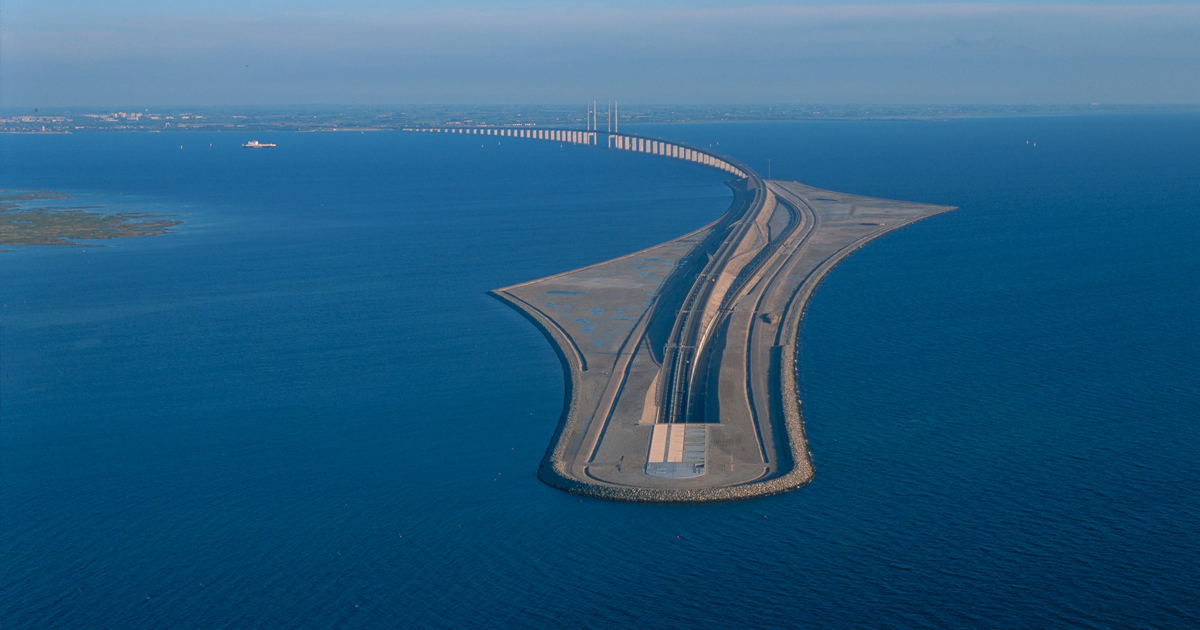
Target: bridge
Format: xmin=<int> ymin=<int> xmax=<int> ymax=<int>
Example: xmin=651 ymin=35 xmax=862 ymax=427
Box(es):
xmin=406 ymin=126 xmax=747 ymax=178
xmin=412 ymin=123 xmax=955 ymax=501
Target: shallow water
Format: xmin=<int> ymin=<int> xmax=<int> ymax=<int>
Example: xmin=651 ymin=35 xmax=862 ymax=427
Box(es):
xmin=3 ymin=116 xmax=1198 ymax=629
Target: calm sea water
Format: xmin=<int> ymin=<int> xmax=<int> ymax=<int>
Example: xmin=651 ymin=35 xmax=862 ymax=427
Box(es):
xmin=2 ymin=116 xmax=1197 ymax=629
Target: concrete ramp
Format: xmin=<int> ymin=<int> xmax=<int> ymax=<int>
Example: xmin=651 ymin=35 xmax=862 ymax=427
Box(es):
xmin=645 ymin=424 xmax=707 ymax=478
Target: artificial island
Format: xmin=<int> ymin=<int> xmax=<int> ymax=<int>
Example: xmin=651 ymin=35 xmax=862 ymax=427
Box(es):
xmin=415 ymin=118 xmax=956 ymax=502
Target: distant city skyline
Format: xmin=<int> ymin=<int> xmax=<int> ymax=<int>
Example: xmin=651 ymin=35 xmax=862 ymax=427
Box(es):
xmin=2 ymin=1 xmax=1197 ymax=107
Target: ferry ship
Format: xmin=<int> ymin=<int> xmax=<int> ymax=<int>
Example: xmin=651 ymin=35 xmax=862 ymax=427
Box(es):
xmin=242 ymin=140 xmax=276 ymax=148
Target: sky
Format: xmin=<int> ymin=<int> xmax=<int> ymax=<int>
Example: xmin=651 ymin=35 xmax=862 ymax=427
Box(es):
xmin=1 ymin=1 xmax=1197 ymax=107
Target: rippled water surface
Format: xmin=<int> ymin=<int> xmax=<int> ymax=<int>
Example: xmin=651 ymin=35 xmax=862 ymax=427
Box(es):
xmin=3 ymin=116 xmax=1198 ymax=629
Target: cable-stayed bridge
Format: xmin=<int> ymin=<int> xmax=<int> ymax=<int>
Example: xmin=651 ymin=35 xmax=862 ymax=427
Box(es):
xmin=404 ymin=125 xmax=748 ymax=178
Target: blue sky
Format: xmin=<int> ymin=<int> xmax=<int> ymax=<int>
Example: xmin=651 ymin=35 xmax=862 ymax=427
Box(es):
xmin=2 ymin=1 xmax=1197 ymax=106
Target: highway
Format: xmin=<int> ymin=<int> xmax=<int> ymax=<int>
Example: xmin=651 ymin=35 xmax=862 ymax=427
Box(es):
xmin=482 ymin=129 xmax=956 ymax=501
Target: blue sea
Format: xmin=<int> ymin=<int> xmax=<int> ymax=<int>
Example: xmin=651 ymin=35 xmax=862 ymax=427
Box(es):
xmin=2 ymin=115 xmax=1198 ymax=629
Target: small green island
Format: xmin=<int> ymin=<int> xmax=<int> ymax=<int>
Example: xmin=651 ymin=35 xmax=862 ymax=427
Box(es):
xmin=1 ymin=190 xmax=182 ymax=247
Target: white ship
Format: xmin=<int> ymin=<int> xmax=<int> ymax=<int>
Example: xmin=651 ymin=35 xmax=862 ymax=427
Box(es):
xmin=242 ymin=140 xmax=276 ymax=148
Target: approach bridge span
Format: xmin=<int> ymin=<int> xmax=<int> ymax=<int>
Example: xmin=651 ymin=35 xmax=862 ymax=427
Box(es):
xmin=405 ymin=126 xmax=748 ymax=178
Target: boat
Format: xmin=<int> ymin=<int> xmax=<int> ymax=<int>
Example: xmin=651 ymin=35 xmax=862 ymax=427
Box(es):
xmin=242 ymin=140 xmax=276 ymax=148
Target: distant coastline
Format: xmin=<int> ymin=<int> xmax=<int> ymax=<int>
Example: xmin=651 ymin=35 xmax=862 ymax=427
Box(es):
xmin=3 ymin=104 xmax=1197 ymax=134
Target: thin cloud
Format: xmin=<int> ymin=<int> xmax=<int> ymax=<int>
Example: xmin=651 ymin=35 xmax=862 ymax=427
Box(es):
xmin=2 ymin=2 xmax=1197 ymax=105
